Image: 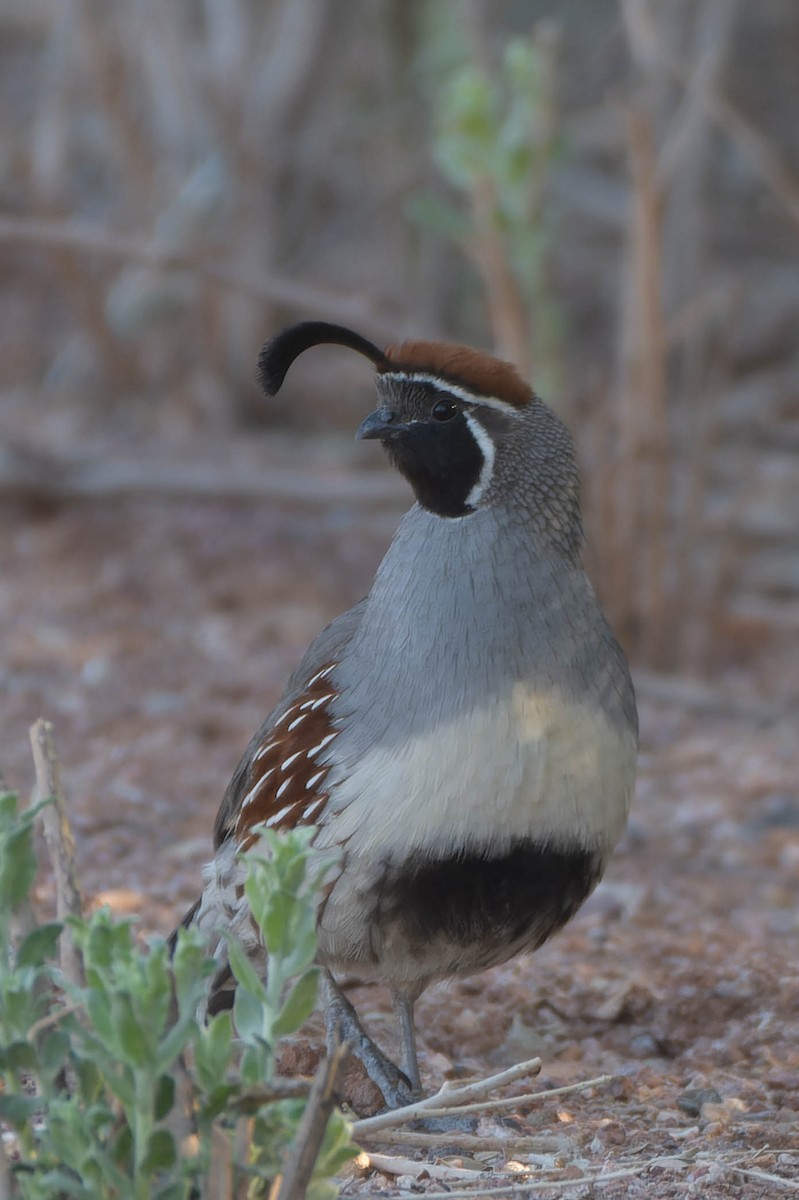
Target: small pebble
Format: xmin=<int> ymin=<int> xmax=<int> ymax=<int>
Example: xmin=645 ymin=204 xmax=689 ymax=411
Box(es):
xmin=677 ymin=1087 xmax=723 ymax=1117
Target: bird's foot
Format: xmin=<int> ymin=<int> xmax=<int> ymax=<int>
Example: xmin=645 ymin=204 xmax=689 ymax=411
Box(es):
xmin=323 ymin=974 xmax=414 ymax=1110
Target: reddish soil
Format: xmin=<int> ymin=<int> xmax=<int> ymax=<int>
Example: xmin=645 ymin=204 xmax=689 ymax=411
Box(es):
xmin=3 ymin=462 xmax=798 ymax=1197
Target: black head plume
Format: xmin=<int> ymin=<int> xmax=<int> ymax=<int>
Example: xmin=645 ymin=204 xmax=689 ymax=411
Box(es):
xmin=257 ymin=321 xmax=390 ymax=396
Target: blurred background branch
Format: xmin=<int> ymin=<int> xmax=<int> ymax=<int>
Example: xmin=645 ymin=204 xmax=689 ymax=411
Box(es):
xmin=1 ymin=0 xmax=798 ymax=680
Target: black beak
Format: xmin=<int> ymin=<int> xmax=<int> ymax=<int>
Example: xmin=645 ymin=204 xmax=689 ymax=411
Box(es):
xmin=356 ymin=406 xmax=406 ymax=441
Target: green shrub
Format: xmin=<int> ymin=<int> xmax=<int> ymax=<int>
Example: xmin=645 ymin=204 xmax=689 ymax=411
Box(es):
xmin=0 ymin=792 xmax=357 ymax=1198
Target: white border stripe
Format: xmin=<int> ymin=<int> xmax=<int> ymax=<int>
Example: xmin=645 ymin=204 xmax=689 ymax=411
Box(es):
xmin=380 ymin=371 xmax=526 ymax=415
xmin=463 ymin=412 xmax=496 ymax=508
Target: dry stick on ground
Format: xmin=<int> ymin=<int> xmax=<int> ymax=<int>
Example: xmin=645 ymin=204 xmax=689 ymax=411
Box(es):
xmin=375 ymin=1157 xmax=799 ymax=1198
xmin=730 ymin=1165 xmax=799 ymax=1192
xmin=353 ymin=1057 xmax=550 ymax=1139
xmin=271 ymin=1040 xmax=350 ymax=1200
xmin=367 ymin=1130 xmax=570 ymax=1152
xmin=362 ymin=1080 xmax=614 ymax=1152
xmin=28 ymin=718 xmax=84 ymax=988
xmin=355 ymin=1071 xmax=612 ymax=1142
xmin=356 ymin=1158 xmax=695 ymax=1197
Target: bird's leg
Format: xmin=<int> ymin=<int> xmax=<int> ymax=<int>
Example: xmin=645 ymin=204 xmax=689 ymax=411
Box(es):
xmin=323 ymin=972 xmax=414 ymax=1110
xmin=391 ymin=988 xmax=422 ymax=1098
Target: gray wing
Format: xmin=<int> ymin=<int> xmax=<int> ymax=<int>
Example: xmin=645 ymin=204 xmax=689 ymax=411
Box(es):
xmin=212 ymin=598 xmax=367 ymax=847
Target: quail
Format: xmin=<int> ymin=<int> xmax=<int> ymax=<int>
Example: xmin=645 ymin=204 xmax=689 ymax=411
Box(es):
xmin=181 ymin=321 xmax=638 ymax=1107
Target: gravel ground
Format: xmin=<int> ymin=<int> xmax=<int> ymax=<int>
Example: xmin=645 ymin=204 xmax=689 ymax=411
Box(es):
xmin=3 ymin=475 xmax=797 ymax=1197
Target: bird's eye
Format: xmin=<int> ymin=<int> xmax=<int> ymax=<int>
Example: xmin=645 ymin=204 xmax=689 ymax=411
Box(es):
xmin=431 ymin=399 xmax=458 ymax=422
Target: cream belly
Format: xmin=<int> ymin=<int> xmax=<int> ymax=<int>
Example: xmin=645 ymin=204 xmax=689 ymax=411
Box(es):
xmin=315 ymin=686 xmax=636 ymax=986
xmin=318 ymin=684 xmax=636 ymax=860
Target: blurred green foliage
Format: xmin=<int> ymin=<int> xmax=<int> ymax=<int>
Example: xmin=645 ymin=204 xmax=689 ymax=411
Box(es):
xmin=411 ymin=17 xmax=564 ymax=396
xmin=0 ymin=794 xmax=356 ymax=1198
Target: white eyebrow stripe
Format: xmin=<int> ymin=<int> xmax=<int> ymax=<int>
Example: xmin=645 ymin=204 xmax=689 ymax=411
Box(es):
xmin=381 ymin=371 xmax=526 ymax=415
xmin=463 ymin=412 xmax=496 ymax=508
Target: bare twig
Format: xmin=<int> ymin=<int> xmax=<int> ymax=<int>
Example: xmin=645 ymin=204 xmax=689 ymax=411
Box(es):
xmin=388 ymin=1073 xmax=614 ymax=1124
xmin=0 ymin=215 xmax=404 ymax=343
xmin=365 ymin=1130 xmax=568 ymax=1153
xmin=360 ymin=1155 xmax=699 ymax=1196
xmin=202 ymin=1122 xmax=234 ymax=1200
xmin=365 ymin=1151 xmax=488 ymax=1182
xmin=28 ymin=719 xmax=84 ymax=987
xmin=26 ymin=1000 xmax=84 ymax=1042
xmin=0 ymin=1131 xmax=12 ymax=1200
xmin=226 ymin=1077 xmax=319 ymax=1113
xmin=0 ymin=453 xmax=406 ymax=509
xmin=623 ymin=103 xmax=669 ymax=668
xmin=632 ymin=668 xmax=784 ymax=723
xmin=271 ymin=1040 xmax=350 ymax=1200
xmin=352 ymin=1056 xmax=543 ymax=1138
xmin=730 ymin=1165 xmax=799 ymax=1191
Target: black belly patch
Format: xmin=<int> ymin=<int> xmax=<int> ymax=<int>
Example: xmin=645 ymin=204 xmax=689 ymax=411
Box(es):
xmin=374 ymin=840 xmax=603 ymax=952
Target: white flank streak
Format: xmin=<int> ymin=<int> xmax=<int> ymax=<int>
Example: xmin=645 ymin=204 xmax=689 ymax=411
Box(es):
xmin=311 ymin=694 xmax=334 ymax=711
xmin=281 ymin=750 xmax=303 ymax=770
xmin=463 ymin=412 xmax=496 ymax=507
xmin=254 ymin=743 xmax=275 ymax=761
xmin=267 ymin=804 xmax=296 ymax=826
xmin=275 ymin=777 xmax=292 ymax=801
xmin=241 ymin=769 xmax=273 ymax=808
xmin=287 ymin=713 xmax=307 ymax=731
xmin=307 ymin=664 xmax=336 ymax=686
xmin=308 ymin=732 xmax=336 ymax=757
xmin=384 ymin=372 xmax=526 ymax=415
xmin=306 ymin=770 xmax=326 ymax=790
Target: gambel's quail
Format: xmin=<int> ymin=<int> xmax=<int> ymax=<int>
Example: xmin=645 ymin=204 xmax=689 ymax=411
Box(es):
xmin=181 ymin=321 xmax=638 ymax=1106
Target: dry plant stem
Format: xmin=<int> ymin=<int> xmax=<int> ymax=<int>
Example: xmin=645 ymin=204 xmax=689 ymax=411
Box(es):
xmin=201 ymin=1120 xmax=234 ymax=1200
xmin=0 ymin=215 xmax=402 ymax=344
xmin=271 ymin=1040 xmax=350 ymax=1200
xmin=469 ymin=178 xmax=531 ymax=379
xmin=352 ymin=1057 xmax=543 ymax=1137
xmin=623 ymin=105 xmax=669 ymax=668
xmin=0 ymin=1131 xmax=11 ymax=1200
xmin=0 ymin=453 xmax=406 ymax=509
xmin=366 ymin=1152 xmax=489 ymax=1182
xmin=26 ymin=1001 xmax=84 ymax=1042
xmin=622 ymin=0 xmax=799 ymax=232
xmin=28 ymin=718 xmax=84 ymax=987
xmin=50 ymin=242 xmax=142 ymax=391
xmin=730 ymin=1166 xmax=799 ymax=1191
xmin=395 ymin=1074 xmax=615 ymax=1122
xmin=364 ymin=1156 xmax=739 ymax=1196
xmin=366 ymin=1131 xmax=568 ymax=1152
xmin=364 ymin=1075 xmax=614 ymax=1146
